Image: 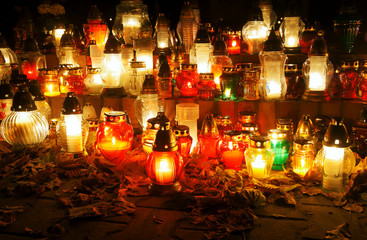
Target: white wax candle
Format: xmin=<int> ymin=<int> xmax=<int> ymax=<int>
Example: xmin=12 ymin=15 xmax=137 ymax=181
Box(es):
xmin=65 ymin=114 xmax=83 ymax=153
xmin=323 ymin=146 xmax=344 ymax=191
xmin=156 ymin=158 xmax=174 ymax=184
xmin=252 ymin=155 xmax=266 ymax=178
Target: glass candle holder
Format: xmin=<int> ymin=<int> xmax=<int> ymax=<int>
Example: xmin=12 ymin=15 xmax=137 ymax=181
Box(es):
xmin=156 ymin=55 xmax=172 ymax=99
xmin=84 ymin=67 xmax=104 ymax=95
xmin=176 ymin=103 xmax=199 ymax=152
xmin=176 ymin=64 xmax=199 ymax=97
xmin=155 ymin=13 xmax=170 ymax=51
xmin=142 ymin=111 xmax=170 ymax=154
xmin=242 ymin=69 xmax=260 ymax=100
xmin=145 ymin=123 xmax=184 ymax=193
xmin=128 ymin=60 xmax=146 ymax=97
xmin=198 ymin=73 xmax=216 ymax=100
xmin=176 ymin=1 xmax=198 ymax=54
xmin=217 ymin=130 xmax=245 ymax=171
xmin=0 ymin=79 xmax=13 ymax=121
xmin=172 ymin=125 xmax=193 ymax=158
xmin=58 ymin=64 xmax=72 ymax=94
xmin=276 ymin=118 xmax=294 ymax=144
xmin=220 ymin=68 xmax=239 ymax=100
xmin=198 ymin=114 xmax=221 ymax=159
xmin=134 ymin=38 xmax=154 ymax=74
xmin=242 ymin=20 xmax=269 ymax=54
xmin=268 ymin=129 xmax=290 ymax=170
xmin=291 ymin=140 xmax=315 ymax=176
xmin=96 ymin=111 xmax=134 ymax=165
xmin=83 ymin=5 xmax=108 ymax=48
xmin=57 ymin=92 xmax=89 ymax=154
xmin=300 ymin=25 xmax=317 ymax=54
xmin=189 ymin=24 xmax=211 ymax=73
xmin=245 ymin=135 xmax=275 ymax=179
xmin=0 ymin=86 xmax=48 ymax=147
xmin=359 ymin=60 xmax=367 ymax=101
xmin=241 ymin=123 xmax=259 ymax=135
xmin=66 ymin=67 xmax=85 ymax=96
xmin=285 ymin=64 xmax=304 ymax=99
xmin=215 ymin=115 xmax=233 ymax=136
xmin=58 ymin=30 xmax=79 ymax=67
xmin=227 ymin=31 xmax=241 ymax=55
xmin=235 ymin=63 xmax=253 ymax=98
xmin=42 ymin=68 xmax=60 ymax=97
xmin=336 ymin=60 xmax=361 ymax=100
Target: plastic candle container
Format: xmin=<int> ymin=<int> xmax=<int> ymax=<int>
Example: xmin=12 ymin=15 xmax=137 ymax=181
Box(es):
xmin=176 ymin=103 xmax=199 ymax=152
xmin=172 ymin=125 xmax=193 ymax=158
xmin=217 ymin=130 xmax=246 ymax=171
xmin=268 ymin=129 xmax=290 ymax=170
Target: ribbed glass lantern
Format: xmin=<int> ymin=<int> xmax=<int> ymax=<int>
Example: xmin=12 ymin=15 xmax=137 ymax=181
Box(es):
xmin=0 ymin=86 xmax=48 ymax=147
xmin=176 ymin=1 xmax=198 ymax=54
xmin=189 ymin=24 xmax=212 ymax=73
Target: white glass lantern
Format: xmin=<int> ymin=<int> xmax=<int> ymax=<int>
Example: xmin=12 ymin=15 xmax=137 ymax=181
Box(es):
xmin=134 ymin=38 xmax=154 ymax=74
xmin=302 ymin=31 xmax=334 ymax=101
xmin=51 ymin=20 xmax=66 ymax=51
xmin=0 ymin=87 xmax=48 ymax=147
xmin=134 ymin=74 xmax=163 ymax=130
xmin=259 ymin=0 xmax=277 ymax=29
xmin=176 ymin=1 xmax=198 ymax=54
xmin=155 ymin=13 xmax=170 ymax=50
xmin=259 ymin=29 xmax=287 ymax=100
xmin=58 ymin=28 xmax=79 ymax=67
xmin=57 ymin=92 xmax=89 ymax=154
xmin=102 ymin=33 xmax=127 ymax=96
xmin=279 ymin=0 xmax=304 ymax=52
xmin=315 ymin=118 xmax=356 ymax=192
xmin=189 ymin=24 xmax=212 ymax=73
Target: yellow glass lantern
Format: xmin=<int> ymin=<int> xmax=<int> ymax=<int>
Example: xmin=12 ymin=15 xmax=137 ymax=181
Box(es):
xmin=134 ymin=38 xmax=154 ymax=74
xmin=43 ymin=68 xmax=60 ymax=97
xmin=302 ymin=31 xmax=334 ymax=101
xmin=291 ymin=140 xmax=315 ymax=176
xmin=154 ymin=13 xmax=170 ymax=51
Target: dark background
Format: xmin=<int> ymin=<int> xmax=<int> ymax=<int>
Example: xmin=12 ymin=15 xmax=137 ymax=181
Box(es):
xmin=0 ymin=0 xmax=366 ymax=48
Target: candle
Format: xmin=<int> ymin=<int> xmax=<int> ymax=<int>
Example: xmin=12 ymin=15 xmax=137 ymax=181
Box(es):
xmin=309 ymin=56 xmax=327 ymax=91
xmin=211 ymin=64 xmax=223 ymax=90
xmin=251 ymin=155 xmax=266 ymax=178
xmin=221 ymin=141 xmax=244 ymax=170
xmin=323 ymin=146 xmax=344 ymax=191
xmin=44 ymin=83 xmax=60 ymax=97
xmin=293 ymin=157 xmax=308 ymax=176
xmin=156 ymin=158 xmax=174 ymax=185
xmin=266 ymin=81 xmax=282 ymax=99
xmin=98 ymin=137 xmax=131 ymax=164
xmin=65 ymin=114 xmax=83 ymax=153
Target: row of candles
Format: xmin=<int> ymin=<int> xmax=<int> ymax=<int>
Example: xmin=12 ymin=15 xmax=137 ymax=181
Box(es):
xmin=1 ymin=0 xmax=365 ymax=104
xmin=0 ymin=73 xmax=362 ymax=194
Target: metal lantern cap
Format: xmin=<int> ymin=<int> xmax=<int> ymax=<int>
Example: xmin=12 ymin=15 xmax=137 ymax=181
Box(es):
xmin=172 ymin=125 xmax=190 ymax=137
xmin=23 ymin=36 xmax=40 ymax=52
xmin=181 ymin=64 xmax=197 ymax=71
xmin=250 ymin=135 xmax=270 ymax=148
xmin=323 ymin=117 xmax=351 ymax=148
xmin=147 ymin=112 xmax=170 ymax=130
xmin=60 ymin=31 xmax=75 ymax=47
xmin=29 ymin=80 xmax=45 ymax=101
xmin=11 ymin=86 xmax=37 ymax=111
xmin=295 ymin=114 xmax=315 ymax=139
xmin=241 ymin=123 xmax=259 ymax=132
xmin=155 ymin=13 xmax=169 ymax=28
xmin=309 ymin=31 xmax=328 ymax=56
xmin=341 ymin=60 xmax=359 ymax=69
xmin=236 ymin=63 xmax=253 ymax=71
xmin=141 ymin=74 xmax=157 ymax=94
xmin=87 ymin=67 xmax=101 ymax=74
xmin=285 ymin=64 xmax=299 ymax=72
xmin=87 ymin=5 xmax=102 ymax=22
xmin=104 ymin=111 xmax=127 ymax=123
xmin=212 ymin=35 xmax=228 ymax=56
xmin=130 ymin=61 xmax=146 ymax=69
xmin=104 ymin=33 xmax=122 ymax=53
xmin=294 ymin=139 xmax=314 ymax=150
xmin=222 ymin=67 xmax=237 ymax=73
xmin=61 ymin=92 xmax=82 ymax=115
xmin=223 ymin=130 xmax=243 ymax=141
xmin=199 ymin=73 xmax=214 ymax=80
xmin=268 ymin=129 xmax=288 ymax=140
xmin=263 ymin=28 xmax=283 ymax=52
xmin=0 ymin=80 xmax=13 ymax=99
xmin=201 ymin=114 xmax=219 ymax=135
xmin=195 ymin=25 xmax=210 ymax=43
xmin=153 ymin=123 xmax=178 ymax=152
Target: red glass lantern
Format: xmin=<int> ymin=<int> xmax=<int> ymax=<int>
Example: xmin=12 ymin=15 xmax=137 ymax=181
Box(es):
xmin=198 ymin=114 xmax=221 ymax=159
xmin=336 ymin=60 xmax=361 ymax=100
xmin=215 ymin=115 xmax=233 ymax=136
xmin=66 ymin=67 xmax=85 ymax=96
xmin=300 ymin=24 xmax=317 ymax=54
xmin=176 ymin=64 xmax=199 ymax=97
xmin=359 ymin=60 xmax=367 ymax=101
xmin=83 ymin=5 xmax=108 ymax=48
xmin=235 ymin=111 xmax=256 ymax=130
xmin=96 ymin=111 xmax=134 ymax=165
xmin=172 ymin=125 xmax=192 ymax=158
xmin=227 ymin=31 xmax=241 ymax=55
xmin=145 ymin=123 xmax=184 ymax=193
xmin=198 ymin=73 xmax=216 ymax=100
xmin=285 ymin=64 xmax=304 ymax=99
xmin=217 ymin=130 xmax=246 ymax=171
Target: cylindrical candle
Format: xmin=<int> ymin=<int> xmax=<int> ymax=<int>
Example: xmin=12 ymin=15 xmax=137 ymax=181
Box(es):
xmin=176 ymin=103 xmax=199 ymax=152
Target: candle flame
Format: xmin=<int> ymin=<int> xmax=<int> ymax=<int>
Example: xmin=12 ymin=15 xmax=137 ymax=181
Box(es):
xmin=112 ymin=136 xmax=116 ymax=146
xmin=224 ymin=89 xmax=231 ymax=98
xmin=159 ymin=159 xmax=170 ymax=172
xmin=48 ymin=84 xmax=53 ymax=93
xmin=231 ymin=41 xmax=237 ymax=47
xmin=228 ymin=141 xmax=233 ymax=150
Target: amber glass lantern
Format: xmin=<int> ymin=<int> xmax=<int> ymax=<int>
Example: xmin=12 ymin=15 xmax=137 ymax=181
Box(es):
xmin=83 ymin=5 xmax=108 ymax=48
xmin=291 ymin=139 xmax=315 ymax=176
xmin=134 ymin=74 xmax=163 ymax=130
xmin=58 ymin=64 xmax=72 ymax=94
xmin=57 ymin=92 xmax=89 ymax=155
xmin=220 ymin=68 xmax=239 ymax=100
xmin=359 ymin=60 xmax=367 ymax=101
xmin=66 ymin=67 xmax=85 ymax=96
xmin=198 ymin=114 xmax=221 ymax=159
xmin=17 ymin=35 xmax=46 ymax=81
xmin=189 ymin=24 xmax=212 ymax=73
xmin=176 ymin=1 xmax=198 ymax=54
xmin=245 ymin=135 xmax=275 ymax=179
xmin=336 ymin=60 xmax=361 ymax=100
xmin=198 ymin=73 xmax=216 ymax=100
xmin=294 ymin=114 xmax=315 ymax=142
xmin=242 ymin=6 xmax=269 ymax=55
xmin=242 ymin=69 xmax=260 ymax=101
xmin=217 ymin=130 xmax=246 ymax=171
xmin=41 ymin=68 xmax=60 ymax=97
xmin=315 ymin=117 xmax=356 ymax=192
xmin=142 ymin=111 xmax=170 ymax=154
xmin=156 ymin=53 xmax=172 ymax=98
xmin=176 ymin=64 xmax=199 ymax=97
xmin=279 ymin=0 xmax=304 ymax=53
xmin=154 ymin=13 xmax=170 ymax=52
xmin=145 ymin=123 xmax=184 ymax=193
xmin=227 ymin=31 xmax=241 ymax=55
xmin=215 ymin=115 xmax=233 ymax=136
xmin=0 ymin=86 xmax=48 ymax=147
xmin=96 ymin=111 xmax=134 ymax=165
xmin=302 ymin=31 xmax=334 ymax=101
xmin=84 ymin=67 xmax=104 ymax=96
xmin=259 ymin=28 xmax=287 ymax=100
xmin=172 ymin=125 xmax=192 ymax=158
xmin=268 ymin=129 xmax=290 ymax=170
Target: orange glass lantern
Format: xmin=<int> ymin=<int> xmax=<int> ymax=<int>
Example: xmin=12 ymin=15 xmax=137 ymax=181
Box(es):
xmin=42 ymin=68 xmax=60 ymax=97
xmin=215 ymin=115 xmax=233 ymax=136
xmin=176 ymin=64 xmax=199 ymax=97
xmin=198 ymin=114 xmax=221 ymax=159
xmin=217 ymin=130 xmax=246 ymax=171
xmin=172 ymin=125 xmax=192 ymax=158
xmin=142 ymin=111 xmax=170 ymax=154
xmin=227 ymin=31 xmax=241 ymax=55
xmin=145 ymin=123 xmax=184 ymax=193
xmin=96 ymin=111 xmax=134 ymax=165
xmin=66 ymin=67 xmax=85 ymax=96
xmin=83 ymin=5 xmax=108 ymax=48
xmin=291 ymin=139 xmax=315 ymax=176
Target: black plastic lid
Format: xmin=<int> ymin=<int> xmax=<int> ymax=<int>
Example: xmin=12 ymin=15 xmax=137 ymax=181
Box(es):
xmin=147 ymin=112 xmax=170 ymax=130
xmin=153 ymin=122 xmax=178 ymax=152
xmin=309 ymin=31 xmax=328 ymax=56
xmin=11 ymin=86 xmax=37 ymax=111
xmin=60 ymin=30 xmax=75 ymax=47
xmin=61 ymin=92 xmax=82 ymax=115
xmin=263 ymin=28 xmax=283 ymax=51
xmin=323 ymin=117 xmax=350 ymax=148
xmin=10 ymin=72 xmax=29 ymax=88
xmin=0 ymin=33 xmax=8 ymax=48
xmin=284 ymin=0 xmax=299 ymax=17
xmin=212 ymin=34 xmax=228 ymax=56
xmin=28 ymin=80 xmax=45 ymax=101
xmin=104 ymin=32 xmax=121 ymax=53
xmin=194 ymin=25 xmax=210 ymax=43
xmin=0 ymin=79 xmax=14 ymax=99
xmin=22 ymin=35 xmax=40 ymax=52
xmin=158 ymin=57 xmax=171 ymax=78
xmin=141 ymin=74 xmax=157 ymax=94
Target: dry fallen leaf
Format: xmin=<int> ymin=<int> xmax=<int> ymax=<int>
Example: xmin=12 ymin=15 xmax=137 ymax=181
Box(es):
xmin=325 ymin=223 xmax=351 ymax=239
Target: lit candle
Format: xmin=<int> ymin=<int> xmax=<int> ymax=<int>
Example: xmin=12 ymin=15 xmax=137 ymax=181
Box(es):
xmin=293 ymin=157 xmax=308 ymax=176
xmin=308 ymin=56 xmax=327 ymax=91
xmin=286 ymin=36 xmax=297 ymax=48
xmin=323 ymin=146 xmax=344 ymax=191
xmin=251 ymin=155 xmax=266 ymax=178
xmin=156 ymin=158 xmax=174 ymax=184
xmin=98 ymin=137 xmax=131 ymax=164
xmin=65 ymin=114 xmax=83 ymax=153
xmin=211 ymin=64 xmax=223 ymax=90
xmin=266 ymin=81 xmax=282 ymax=99
xmin=44 ymin=83 xmax=60 ymax=97
xmin=221 ymin=141 xmax=244 ymax=170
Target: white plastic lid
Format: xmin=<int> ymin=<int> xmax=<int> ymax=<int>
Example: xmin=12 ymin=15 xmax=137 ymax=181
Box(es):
xmin=176 ymin=103 xmax=199 ymax=120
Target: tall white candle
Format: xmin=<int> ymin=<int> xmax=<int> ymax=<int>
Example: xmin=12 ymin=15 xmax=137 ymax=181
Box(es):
xmin=323 ymin=146 xmax=344 ymax=192
xmin=65 ymin=114 xmax=83 ymax=153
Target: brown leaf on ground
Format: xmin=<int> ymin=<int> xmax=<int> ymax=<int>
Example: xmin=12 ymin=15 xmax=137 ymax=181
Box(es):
xmin=300 ymin=186 xmax=324 ymax=196
xmin=0 ymin=206 xmax=24 ymax=227
xmin=241 ymin=188 xmax=266 ymax=208
xmin=342 ymin=203 xmax=364 ymax=213
xmin=153 ymin=214 xmax=164 ymax=224
xmin=303 ymin=167 xmax=322 ymax=184
xmin=325 ymin=223 xmax=351 ymax=239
